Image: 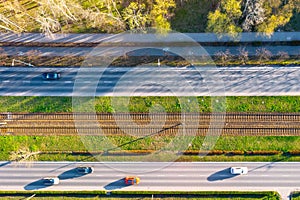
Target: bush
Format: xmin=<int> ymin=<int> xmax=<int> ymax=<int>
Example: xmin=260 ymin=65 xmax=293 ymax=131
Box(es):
xmin=288 ymin=150 xmax=300 ymax=155
xmin=225 ymin=150 xmax=244 ymax=155
xmin=246 ymin=150 xmax=281 ymax=155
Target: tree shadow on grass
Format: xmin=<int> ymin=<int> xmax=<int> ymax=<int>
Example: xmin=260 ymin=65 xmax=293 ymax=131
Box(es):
xmin=207 ymin=167 xmax=237 ymax=182
xmin=104 ymin=178 xmax=130 ymax=190
xmin=58 ymin=168 xmax=87 ymax=180
xmin=24 ymin=179 xmax=49 ymax=190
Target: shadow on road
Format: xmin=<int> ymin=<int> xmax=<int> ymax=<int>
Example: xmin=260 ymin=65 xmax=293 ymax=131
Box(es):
xmin=207 ymin=167 xmax=237 ymax=181
xmin=49 ymin=156 xmax=94 ymax=173
xmin=58 ymin=168 xmax=86 ymax=180
xmin=104 ymin=178 xmax=130 ymax=190
xmin=0 ymin=161 xmax=11 ymax=168
xmin=24 ymin=179 xmax=49 ymax=190
xmin=249 ymin=160 xmax=283 ymax=172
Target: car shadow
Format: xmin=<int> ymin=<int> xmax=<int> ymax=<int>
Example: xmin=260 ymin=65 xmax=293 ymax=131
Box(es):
xmin=24 ymin=179 xmax=49 ymax=190
xmin=0 ymin=161 xmax=11 ymax=168
xmin=207 ymin=167 xmax=237 ymax=181
xmin=58 ymin=168 xmax=86 ymax=180
xmin=104 ymin=178 xmax=130 ymax=190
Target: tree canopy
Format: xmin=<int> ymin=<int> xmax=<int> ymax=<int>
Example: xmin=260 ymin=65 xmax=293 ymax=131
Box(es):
xmin=206 ymin=0 xmax=300 ymax=37
xmin=0 ymin=0 xmax=175 ymax=35
xmin=0 ymin=0 xmax=298 ymax=35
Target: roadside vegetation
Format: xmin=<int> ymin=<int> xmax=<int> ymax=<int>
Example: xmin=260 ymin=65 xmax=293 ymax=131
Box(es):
xmin=3 ymin=135 xmax=300 ymax=162
xmin=1 ymin=49 xmax=299 ymax=67
xmin=292 ymin=191 xmax=300 ymax=200
xmin=0 ymin=0 xmax=299 ymax=36
xmin=0 ymin=191 xmax=280 ymax=200
xmin=1 ymin=96 xmax=300 ymax=113
xmin=206 ymin=0 xmax=300 ymax=37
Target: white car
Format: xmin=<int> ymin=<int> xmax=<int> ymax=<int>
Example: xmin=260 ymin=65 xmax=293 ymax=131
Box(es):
xmin=42 ymin=177 xmax=60 ymax=185
xmin=230 ymin=167 xmax=248 ymax=175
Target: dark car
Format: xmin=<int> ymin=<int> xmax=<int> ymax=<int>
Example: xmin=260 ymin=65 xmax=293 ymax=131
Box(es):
xmin=42 ymin=72 xmax=61 ymax=80
xmin=76 ymin=166 xmax=94 ymax=174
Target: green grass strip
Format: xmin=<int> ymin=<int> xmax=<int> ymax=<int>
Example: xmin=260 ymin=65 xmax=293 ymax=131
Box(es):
xmin=0 ymin=190 xmax=280 ymax=200
xmin=2 ymin=136 xmax=300 ymax=161
xmin=292 ymin=191 xmax=300 ymax=199
xmin=1 ymin=96 xmax=300 ymax=113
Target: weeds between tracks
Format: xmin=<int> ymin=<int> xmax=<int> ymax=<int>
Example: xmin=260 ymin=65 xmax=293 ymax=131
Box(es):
xmin=1 ymin=112 xmax=300 ymax=136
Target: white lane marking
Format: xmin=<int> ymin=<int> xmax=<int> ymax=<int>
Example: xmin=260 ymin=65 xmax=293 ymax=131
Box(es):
xmin=22 ymin=81 xmax=30 ymax=83
xmin=3 ymin=80 xmax=10 ymax=83
xmin=64 ymin=81 xmax=72 ymax=83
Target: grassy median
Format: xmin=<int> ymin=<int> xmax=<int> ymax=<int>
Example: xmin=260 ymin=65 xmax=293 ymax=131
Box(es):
xmin=1 ymin=96 xmax=300 ymax=162
xmin=0 ymin=191 xmax=280 ymax=200
xmin=1 ymin=96 xmax=300 ymax=113
xmin=2 ymin=135 xmax=300 ymax=162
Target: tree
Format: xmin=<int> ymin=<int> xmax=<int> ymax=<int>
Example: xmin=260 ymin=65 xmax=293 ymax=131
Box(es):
xmin=9 ymin=147 xmax=40 ymax=162
xmin=206 ymin=0 xmax=242 ymax=37
xmin=241 ymin=0 xmax=265 ymax=32
xmin=121 ymin=0 xmax=176 ymax=33
xmin=0 ymin=0 xmax=80 ymax=36
xmin=257 ymin=0 xmax=296 ymax=36
xmin=150 ymin=0 xmax=176 ymax=33
xmin=0 ymin=0 xmax=30 ymax=33
xmin=122 ymin=2 xmax=149 ymax=30
xmin=80 ymin=0 xmax=125 ymax=33
xmin=34 ymin=0 xmax=82 ymax=36
xmin=207 ymin=0 xmax=299 ymax=37
xmin=0 ymin=0 xmax=126 ymax=35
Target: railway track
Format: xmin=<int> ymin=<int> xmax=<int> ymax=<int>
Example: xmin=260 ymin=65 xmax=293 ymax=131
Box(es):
xmin=0 ymin=112 xmax=300 ymax=136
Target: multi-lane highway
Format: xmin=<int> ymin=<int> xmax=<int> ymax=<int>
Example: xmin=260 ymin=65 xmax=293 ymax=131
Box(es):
xmin=0 ymin=161 xmax=299 ymax=199
xmin=0 ymin=66 xmax=300 ymax=96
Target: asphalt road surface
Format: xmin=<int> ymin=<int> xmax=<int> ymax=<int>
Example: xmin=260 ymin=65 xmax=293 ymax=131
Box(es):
xmin=0 ymin=161 xmax=299 ymax=199
xmin=0 ymin=66 xmax=300 ymax=96
xmin=1 ymin=32 xmax=299 ymax=43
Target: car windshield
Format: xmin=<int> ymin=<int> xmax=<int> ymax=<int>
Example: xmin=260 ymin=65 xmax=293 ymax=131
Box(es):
xmin=44 ymin=179 xmax=53 ymax=183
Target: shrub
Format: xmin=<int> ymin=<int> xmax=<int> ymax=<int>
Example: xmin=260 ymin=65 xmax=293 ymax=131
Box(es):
xmin=288 ymin=150 xmax=300 ymax=155
xmin=246 ymin=150 xmax=281 ymax=155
